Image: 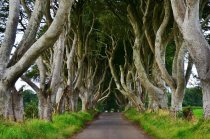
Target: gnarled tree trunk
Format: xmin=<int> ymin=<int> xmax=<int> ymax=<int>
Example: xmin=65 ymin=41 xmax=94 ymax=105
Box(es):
xmin=0 ymin=0 xmax=20 ymax=117
xmin=0 ymin=0 xmax=73 ymax=119
xmin=3 ymin=87 xmax=23 ymax=122
xmin=38 ymin=91 xmax=52 ymax=121
xmin=127 ymin=5 xmax=168 ymax=110
xmin=171 ymin=0 xmax=210 ymax=118
xmin=80 ymin=91 xmax=89 ymax=112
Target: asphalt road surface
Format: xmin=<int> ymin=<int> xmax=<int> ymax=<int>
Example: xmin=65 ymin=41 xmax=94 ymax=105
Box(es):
xmin=72 ymin=112 xmax=151 ymax=139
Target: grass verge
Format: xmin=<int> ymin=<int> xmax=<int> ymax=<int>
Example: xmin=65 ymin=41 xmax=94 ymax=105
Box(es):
xmin=0 ymin=111 xmax=96 ymax=139
xmin=192 ymin=107 xmax=203 ymax=119
xmin=124 ymin=108 xmax=210 ymax=139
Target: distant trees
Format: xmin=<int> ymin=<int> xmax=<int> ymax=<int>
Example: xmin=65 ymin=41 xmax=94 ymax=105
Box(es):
xmin=168 ymin=87 xmax=203 ymax=107
xmin=22 ymin=90 xmax=38 ymax=119
xmin=183 ymin=87 xmax=202 ymax=107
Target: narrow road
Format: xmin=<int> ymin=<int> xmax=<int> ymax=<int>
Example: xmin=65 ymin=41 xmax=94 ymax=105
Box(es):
xmin=72 ymin=112 xmax=151 ymax=139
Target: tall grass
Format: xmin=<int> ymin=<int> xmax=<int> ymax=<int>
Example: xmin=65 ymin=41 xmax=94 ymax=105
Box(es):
xmin=0 ymin=111 xmax=94 ymax=139
xmin=124 ymin=108 xmax=210 ymax=139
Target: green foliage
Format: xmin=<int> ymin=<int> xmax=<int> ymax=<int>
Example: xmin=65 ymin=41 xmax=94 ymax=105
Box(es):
xmin=24 ymin=101 xmax=38 ymax=119
xmin=25 ymin=65 xmax=39 ymax=80
xmin=22 ymin=90 xmax=38 ymax=106
xmin=0 ymin=112 xmax=94 ymax=139
xmin=183 ymin=87 xmax=202 ymax=107
xmin=167 ymin=87 xmax=202 ymax=107
xmin=124 ymin=108 xmax=210 ymax=139
xmin=22 ymin=90 xmax=38 ymax=119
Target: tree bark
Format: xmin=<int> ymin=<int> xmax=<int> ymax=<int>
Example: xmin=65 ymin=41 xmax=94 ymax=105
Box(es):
xmin=38 ymin=91 xmax=52 ymax=121
xmin=0 ymin=0 xmax=20 ymax=68
xmin=3 ymin=87 xmax=23 ymax=122
xmin=80 ymin=91 xmax=89 ymax=112
xmin=0 ymin=83 xmax=9 ymax=116
xmin=202 ymin=81 xmax=210 ymax=118
xmin=0 ymin=0 xmax=73 ymax=118
xmin=127 ymin=4 xmax=168 ymax=110
xmin=150 ymin=62 xmax=168 ymax=109
xmin=11 ymin=88 xmax=24 ymax=122
xmin=171 ymin=0 xmax=210 ymax=118
xmin=36 ymin=57 xmax=52 ymax=120
xmin=155 ymin=0 xmax=176 ymax=90
xmin=70 ymin=91 xmax=79 ymax=112
xmin=50 ymin=32 xmax=65 ymax=107
xmin=7 ymin=0 xmax=44 ymax=67
xmin=66 ymin=31 xmax=78 ymax=112
xmin=171 ymin=44 xmax=186 ymax=111
xmin=0 ymin=0 xmax=20 ymax=116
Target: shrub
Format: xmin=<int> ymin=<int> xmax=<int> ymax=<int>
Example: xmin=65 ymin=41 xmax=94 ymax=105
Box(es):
xmin=182 ymin=106 xmax=193 ymax=120
xmin=183 ymin=87 xmax=202 ymax=107
xmin=22 ymin=90 xmax=38 ymax=119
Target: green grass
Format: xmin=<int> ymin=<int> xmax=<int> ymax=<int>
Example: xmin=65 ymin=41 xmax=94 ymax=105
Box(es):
xmin=124 ymin=108 xmax=210 ymax=139
xmin=192 ymin=107 xmax=203 ymax=119
xmin=0 ymin=111 xmax=95 ymax=139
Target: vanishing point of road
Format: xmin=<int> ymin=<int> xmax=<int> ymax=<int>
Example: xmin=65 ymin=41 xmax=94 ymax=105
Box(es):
xmin=72 ymin=112 xmax=151 ymax=139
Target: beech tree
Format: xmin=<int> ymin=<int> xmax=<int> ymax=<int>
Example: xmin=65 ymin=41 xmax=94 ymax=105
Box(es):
xmin=171 ymin=0 xmax=210 ymax=118
xmin=0 ymin=0 xmax=73 ymax=120
xmin=127 ymin=1 xmax=168 ymax=110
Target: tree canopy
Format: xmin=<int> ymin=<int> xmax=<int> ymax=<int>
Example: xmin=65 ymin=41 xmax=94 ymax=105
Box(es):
xmin=0 ymin=0 xmax=209 ymax=121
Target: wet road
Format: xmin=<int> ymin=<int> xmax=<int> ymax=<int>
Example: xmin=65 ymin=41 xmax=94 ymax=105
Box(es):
xmin=72 ymin=112 xmax=151 ymax=139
